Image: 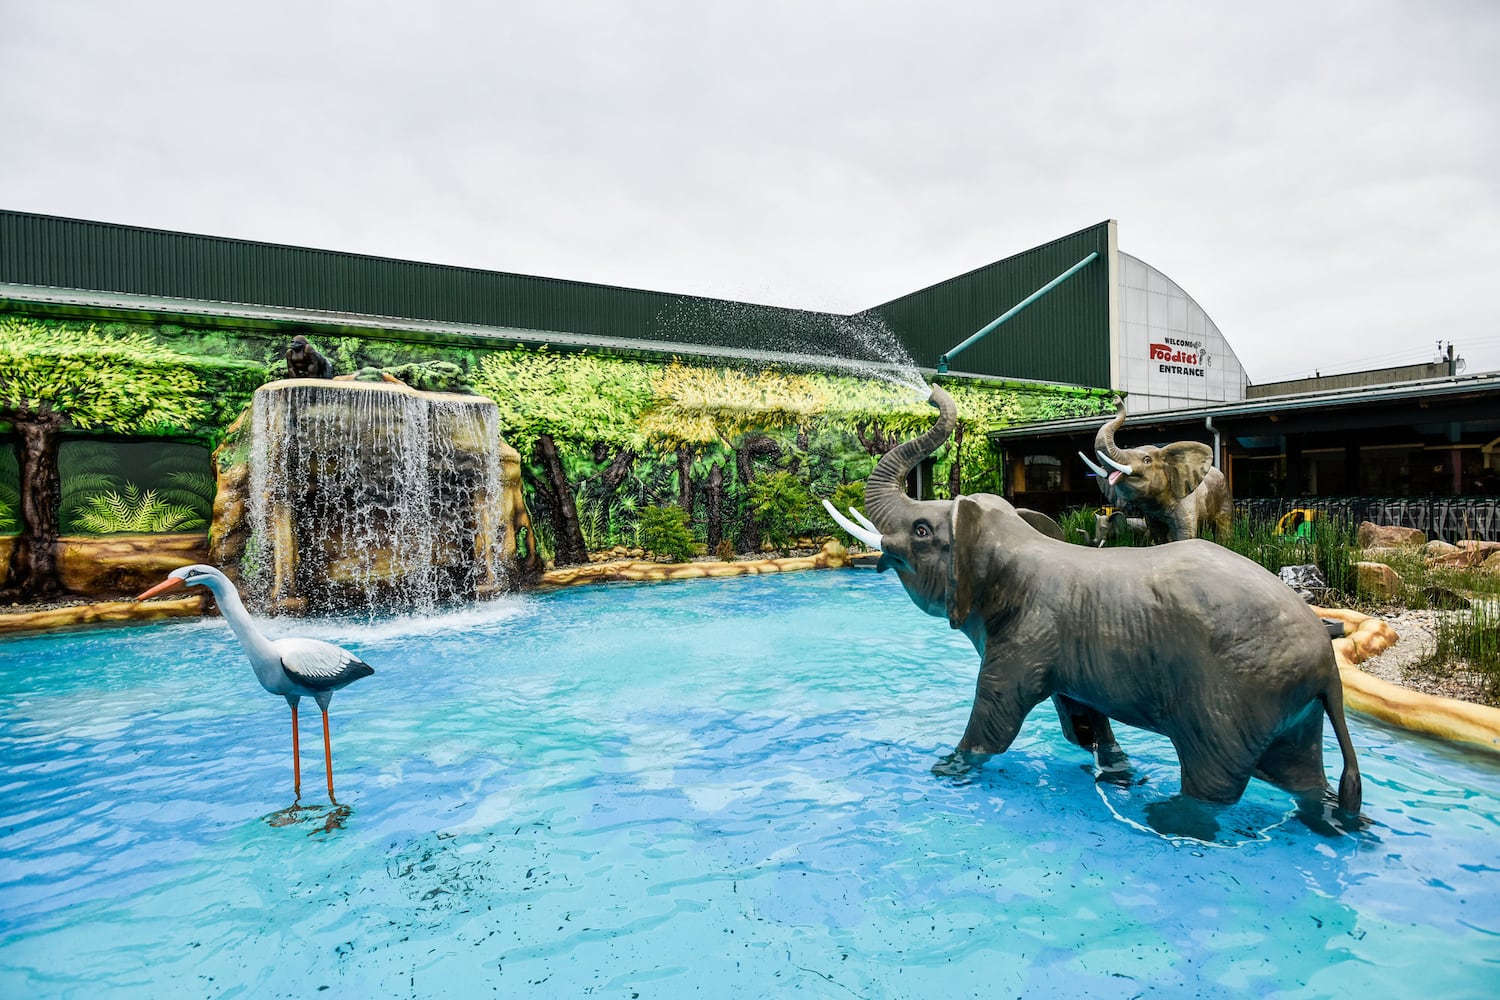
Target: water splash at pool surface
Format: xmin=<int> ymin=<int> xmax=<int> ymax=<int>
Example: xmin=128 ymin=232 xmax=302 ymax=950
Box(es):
xmin=2 ymin=572 xmax=1497 ymax=997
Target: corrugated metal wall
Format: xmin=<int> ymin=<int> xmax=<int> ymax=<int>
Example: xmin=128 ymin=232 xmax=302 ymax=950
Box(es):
xmin=861 ymin=222 xmax=1113 ymax=387
xmin=2 ymin=210 xmax=1115 ymax=383
xmin=0 ymin=210 xmax=849 ymax=355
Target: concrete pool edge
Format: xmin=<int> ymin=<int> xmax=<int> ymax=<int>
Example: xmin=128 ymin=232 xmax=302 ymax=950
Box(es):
xmin=1317 ymin=606 xmax=1500 ymax=756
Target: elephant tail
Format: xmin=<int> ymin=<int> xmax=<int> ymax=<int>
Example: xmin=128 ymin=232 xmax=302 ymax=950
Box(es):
xmin=1321 ymin=685 xmax=1363 ymax=814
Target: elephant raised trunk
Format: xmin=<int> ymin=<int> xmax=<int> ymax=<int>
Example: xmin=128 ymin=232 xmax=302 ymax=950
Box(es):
xmin=1093 ymin=403 xmax=1130 ymax=480
xmin=862 ymin=384 xmax=957 ymax=532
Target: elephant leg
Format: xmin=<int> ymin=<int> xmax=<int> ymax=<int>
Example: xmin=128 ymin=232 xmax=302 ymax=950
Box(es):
xmin=1253 ymin=701 xmax=1330 ymax=798
xmin=957 ymin=651 xmax=1047 ymax=755
xmin=1051 ymin=694 xmax=1131 ymax=781
xmin=1172 ymin=734 xmax=1255 ymax=805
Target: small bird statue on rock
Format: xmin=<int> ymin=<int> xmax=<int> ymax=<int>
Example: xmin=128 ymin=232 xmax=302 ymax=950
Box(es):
xmin=138 ymin=564 xmax=373 ymax=804
xmin=285 ymin=335 xmax=335 ymax=379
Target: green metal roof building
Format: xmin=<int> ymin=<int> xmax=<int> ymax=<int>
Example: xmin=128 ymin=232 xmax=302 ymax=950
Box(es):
xmin=2 ymin=210 xmax=1241 ymax=404
xmin=0 ymin=209 xmax=1254 ymax=413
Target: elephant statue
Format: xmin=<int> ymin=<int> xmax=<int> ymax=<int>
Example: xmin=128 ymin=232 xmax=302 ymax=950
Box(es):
xmin=823 ymin=384 xmax=1361 ymax=825
xmin=1079 ymin=402 xmax=1232 ymax=543
xmin=1077 ymin=508 xmax=1148 ymax=547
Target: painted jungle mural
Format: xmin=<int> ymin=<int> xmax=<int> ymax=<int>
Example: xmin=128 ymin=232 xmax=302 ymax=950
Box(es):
xmin=0 ymin=313 xmax=1113 ymax=599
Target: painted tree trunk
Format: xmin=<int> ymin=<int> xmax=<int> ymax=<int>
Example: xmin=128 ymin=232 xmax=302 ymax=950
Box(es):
xmin=533 ymin=433 xmax=589 ymax=566
xmin=705 ymin=463 xmax=724 ymax=550
xmin=676 ymin=446 xmax=695 ymax=519
xmin=734 ymin=434 xmax=781 ymax=555
xmin=946 ymin=424 xmax=965 ymax=497
xmin=2 ymin=411 xmax=64 ymax=599
xmin=594 ymin=446 xmax=637 ymax=538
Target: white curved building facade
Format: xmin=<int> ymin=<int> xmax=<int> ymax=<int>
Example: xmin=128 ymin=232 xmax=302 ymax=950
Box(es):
xmin=1113 ymin=250 xmax=1248 ymax=413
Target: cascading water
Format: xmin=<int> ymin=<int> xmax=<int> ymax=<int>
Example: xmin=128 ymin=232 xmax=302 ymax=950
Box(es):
xmin=243 ymin=380 xmax=516 ymax=615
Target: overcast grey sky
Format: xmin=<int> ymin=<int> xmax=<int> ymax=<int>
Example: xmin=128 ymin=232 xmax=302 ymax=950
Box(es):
xmin=3 ymin=1 xmax=1497 ymax=383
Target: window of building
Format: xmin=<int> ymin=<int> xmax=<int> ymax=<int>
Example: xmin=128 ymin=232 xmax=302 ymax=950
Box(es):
xmin=1024 ymin=455 xmax=1063 ymax=492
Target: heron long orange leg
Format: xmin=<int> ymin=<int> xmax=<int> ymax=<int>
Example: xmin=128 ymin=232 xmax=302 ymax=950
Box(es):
xmin=322 ymin=708 xmax=338 ymax=805
xmin=291 ymin=702 xmax=302 ymax=799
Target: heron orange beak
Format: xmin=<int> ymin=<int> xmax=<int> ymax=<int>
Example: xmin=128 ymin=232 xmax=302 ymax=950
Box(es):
xmin=137 ymin=577 xmax=186 ymax=601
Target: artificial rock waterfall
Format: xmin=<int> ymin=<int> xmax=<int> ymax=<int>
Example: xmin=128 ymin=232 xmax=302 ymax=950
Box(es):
xmin=212 ymin=379 xmax=538 ymax=613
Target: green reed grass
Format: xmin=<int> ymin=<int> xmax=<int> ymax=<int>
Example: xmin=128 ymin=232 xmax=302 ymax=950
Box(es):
xmin=1219 ymin=515 xmax=1359 ymax=601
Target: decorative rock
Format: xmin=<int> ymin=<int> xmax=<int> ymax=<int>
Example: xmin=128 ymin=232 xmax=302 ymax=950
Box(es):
xmin=214 ymin=379 xmax=537 ymax=612
xmin=1423 ymin=540 xmax=1460 ymax=558
xmin=1429 ymin=548 xmax=1493 ymax=569
xmin=1356 ymin=522 xmax=1426 ymax=548
xmin=1354 ymin=561 xmax=1404 ymax=600
xmin=57 ymin=533 xmax=210 ymax=597
xmin=1456 ymin=540 xmax=1500 ymax=565
xmin=1278 ymin=564 xmax=1328 ymax=603
xmin=1428 ymin=540 xmax=1500 ymax=568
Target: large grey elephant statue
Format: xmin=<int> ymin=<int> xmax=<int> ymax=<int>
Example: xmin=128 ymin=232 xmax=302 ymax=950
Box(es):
xmin=1079 ymin=403 xmax=1232 ymax=543
xmin=824 ymin=384 xmax=1361 ymax=821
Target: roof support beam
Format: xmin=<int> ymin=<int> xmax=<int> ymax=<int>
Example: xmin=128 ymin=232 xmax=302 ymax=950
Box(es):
xmin=936 ymin=251 xmax=1100 ymax=373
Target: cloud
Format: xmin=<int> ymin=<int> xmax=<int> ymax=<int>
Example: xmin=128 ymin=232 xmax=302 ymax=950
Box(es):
xmin=3 ymin=1 xmax=1497 ymax=382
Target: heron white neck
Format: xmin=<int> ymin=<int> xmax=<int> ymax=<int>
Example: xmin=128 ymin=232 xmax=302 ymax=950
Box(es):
xmin=202 ymin=575 xmax=279 ymax=666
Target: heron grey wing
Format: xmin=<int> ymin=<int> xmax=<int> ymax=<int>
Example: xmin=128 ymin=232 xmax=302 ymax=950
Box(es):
xmin=276 ymin=637 xmax=375 ymax=690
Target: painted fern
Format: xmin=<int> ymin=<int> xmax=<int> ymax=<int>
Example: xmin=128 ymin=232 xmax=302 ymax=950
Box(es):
xmin=154 ymin=470 xmax=215 ymax=520
xmin=73 ymin=484 xmax=206 ymax=534
xmin=0 ymin=481 xmax=18 ymax=534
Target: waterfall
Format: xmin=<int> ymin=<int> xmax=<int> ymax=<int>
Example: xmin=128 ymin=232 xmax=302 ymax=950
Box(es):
xmin=244 ymin=380 xmax=509 ymax=614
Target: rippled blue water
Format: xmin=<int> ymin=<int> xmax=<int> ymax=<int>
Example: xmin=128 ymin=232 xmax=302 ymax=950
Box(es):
xmin=2 ymin=570 xmax=1498 ymax=997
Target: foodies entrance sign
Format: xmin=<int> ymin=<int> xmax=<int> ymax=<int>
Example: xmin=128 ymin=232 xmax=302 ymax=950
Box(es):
xmin=1150 ymin=337 xmax=1208 ymax=378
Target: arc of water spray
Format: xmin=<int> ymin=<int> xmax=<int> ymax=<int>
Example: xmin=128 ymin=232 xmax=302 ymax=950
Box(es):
xmin=822 ymin=499 xmax=882 ymax=551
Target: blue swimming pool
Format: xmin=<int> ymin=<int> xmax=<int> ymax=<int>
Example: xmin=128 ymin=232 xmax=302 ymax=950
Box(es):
xmin=2 ymin=571 xmax=1498 ymax=997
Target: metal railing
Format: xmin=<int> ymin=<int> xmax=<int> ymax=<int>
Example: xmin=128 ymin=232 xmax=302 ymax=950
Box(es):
xmin=1235 ymin=497 xmax=1500 ymax=543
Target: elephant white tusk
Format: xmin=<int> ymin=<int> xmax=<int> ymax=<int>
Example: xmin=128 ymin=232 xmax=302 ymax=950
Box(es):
xmin=822 ymin=499 xmax=882 ymax=551
xmin=1097 ymin=451 xmax=1134 ymax=476
xmin=849 ymin=506 xmax=880 ymax=535
xmin=1078 ymin=451 xmax=1110 ymax=479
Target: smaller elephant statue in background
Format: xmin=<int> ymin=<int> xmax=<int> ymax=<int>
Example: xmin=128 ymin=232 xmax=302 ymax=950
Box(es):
xmin=1077 ymin=508 xmax=1148 ymax=547
xmin=1079 ymin=402 xmax=1231 ymax=543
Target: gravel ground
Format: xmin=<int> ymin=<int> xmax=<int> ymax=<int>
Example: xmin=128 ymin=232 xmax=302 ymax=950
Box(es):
xmin=1356 ymin=605 xmax=1498 ymax=707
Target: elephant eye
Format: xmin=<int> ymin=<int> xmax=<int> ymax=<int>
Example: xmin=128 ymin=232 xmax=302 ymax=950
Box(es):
xmin=914 ymin=522 xmax=932 ymax=539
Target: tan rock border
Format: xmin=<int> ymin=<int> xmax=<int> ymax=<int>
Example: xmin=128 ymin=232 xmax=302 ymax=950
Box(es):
xmin=539 ymin=543 xmax=855 ymax=589
xmin=0 ymin=596 xmax=206 ymax=635
xmin=1314 ymin=606 xmax=1500 ymax=756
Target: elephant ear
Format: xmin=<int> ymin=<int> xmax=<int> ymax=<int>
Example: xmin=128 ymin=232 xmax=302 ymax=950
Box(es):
xmin=946 ymin=496 xmax=989 ymax=630
xmin=1161 ymin=442 xmax=1215 ymax=500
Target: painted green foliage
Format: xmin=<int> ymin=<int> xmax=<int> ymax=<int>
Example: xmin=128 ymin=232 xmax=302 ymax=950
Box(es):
xmin=0 ymin=318 xmax=268 ymax=593
xmin=0 ymin=311 xmax=1114 ymax=563
xmin=472 ymin=350 xmax=1113 ymax=558
xmin=0 ymin=319 xmax=264 ymax=437
xmin=0 ymin=318 xmax=261 ymax=539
